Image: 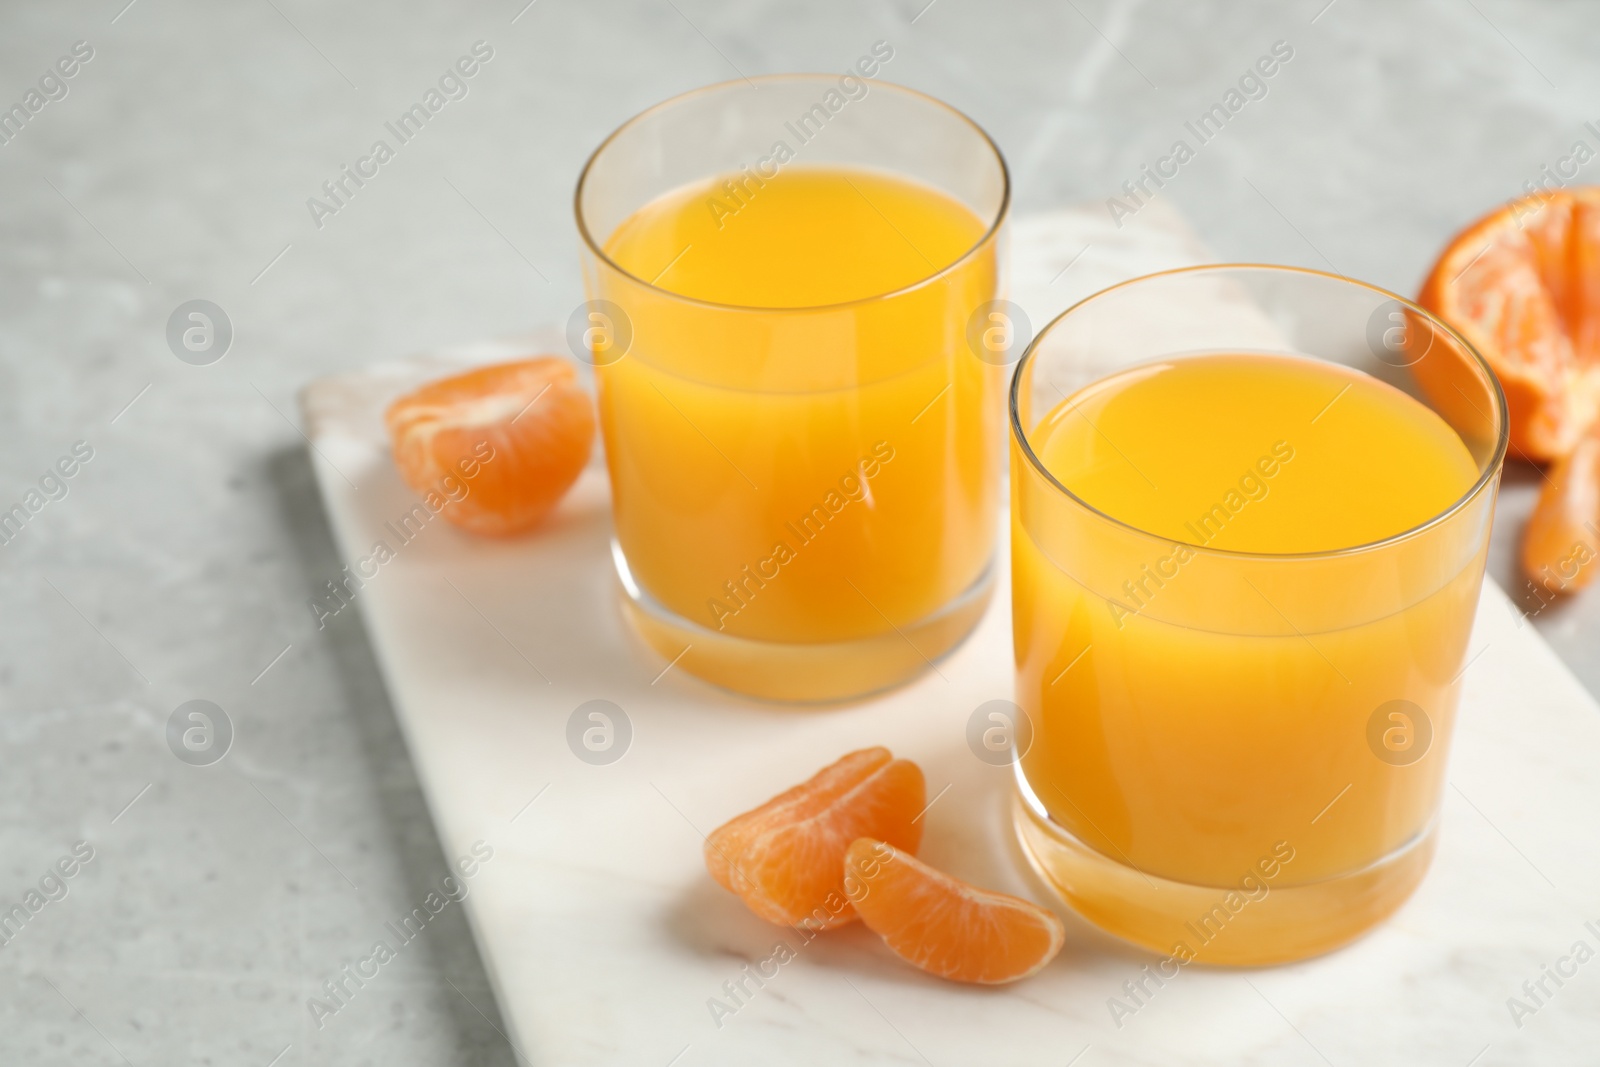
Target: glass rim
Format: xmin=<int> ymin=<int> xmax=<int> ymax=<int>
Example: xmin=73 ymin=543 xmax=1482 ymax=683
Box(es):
xmin=572 ymin=74 xmax=1011 ymax=315
xmin=1008 ymin=262 xmax=1511 ymax=562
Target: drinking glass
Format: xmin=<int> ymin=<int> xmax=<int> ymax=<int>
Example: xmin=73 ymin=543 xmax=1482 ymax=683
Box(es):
xmin=575 ymin=76 xmax=1009 ymax=702
xmin=1009 ymin=266 xmax=1507 ymax=963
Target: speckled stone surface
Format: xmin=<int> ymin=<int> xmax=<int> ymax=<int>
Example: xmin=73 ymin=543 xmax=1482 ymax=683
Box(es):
xmin=3 ymin=1 xmax=1598 ymax=1064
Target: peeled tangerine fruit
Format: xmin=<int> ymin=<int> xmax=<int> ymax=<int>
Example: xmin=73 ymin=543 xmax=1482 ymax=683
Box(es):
xmin=705 ymin=748 xmax=924 ymax=930
xmin=1418 ymin=188 xmax=1600 ymax=463
xmin=385 ymin=358 xmax=594 ymax=536
xmin=1524 ymin=428 xmax=1600 ymax=593
xmin=845 ymin=838 xmax=1064 ymax=985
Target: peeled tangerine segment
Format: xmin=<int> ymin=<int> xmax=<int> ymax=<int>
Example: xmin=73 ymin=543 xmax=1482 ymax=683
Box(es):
xmin=384 ymin=357 xmax=594 ymax=536
xmin=704 ymin=748 xmax=925 ymax=930
xmin=845 ymin=838 xmax=1065 ymax=985
xmin=1523 ymin=429 xmax=1600 ymax=592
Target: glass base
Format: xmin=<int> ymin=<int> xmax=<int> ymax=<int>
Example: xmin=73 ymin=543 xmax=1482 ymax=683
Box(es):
xmin=1012 ymin=767 xmax=1438 ymax=966
xmin=612 ymin=541 xmax=995 ymax=703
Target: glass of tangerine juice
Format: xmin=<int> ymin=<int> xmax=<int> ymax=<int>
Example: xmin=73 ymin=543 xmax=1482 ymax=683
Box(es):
xmin=1009 ymin=266 xmax=1507 ymax=964
xmin=575 ymin=74 xmax=1010 ymax=702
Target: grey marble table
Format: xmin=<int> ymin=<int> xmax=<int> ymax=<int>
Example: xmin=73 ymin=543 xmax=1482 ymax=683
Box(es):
xmin=3 ymin=1 xmax=1596 ymax=1063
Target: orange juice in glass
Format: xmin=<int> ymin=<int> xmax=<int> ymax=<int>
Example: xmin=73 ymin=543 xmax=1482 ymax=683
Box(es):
xmin=575 ymin=75 xmax=1009 ymax=701
xmin=1010 ymin=267 xmax=1506 ymax=964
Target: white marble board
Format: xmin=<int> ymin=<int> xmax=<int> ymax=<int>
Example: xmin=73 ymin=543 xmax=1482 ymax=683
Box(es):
xmin=299 ymin=204 xmax=1600 ymax=1066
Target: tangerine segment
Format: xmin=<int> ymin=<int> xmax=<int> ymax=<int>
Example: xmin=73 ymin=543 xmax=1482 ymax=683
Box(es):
xmin=1419 ymin=189 xmax=1600 ymax=462
xmin=705 ymin=749 xmax=924 ymax=930
xmin=705 ymin=748 xmax=891 ymax=894
xmin=845 ymin=839 xmax=1064 ymax=985
xmin=385 ymin=358 xmax=594 ymax=536
xmin=1523 ymin=428 xmax=1600 ymax=593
